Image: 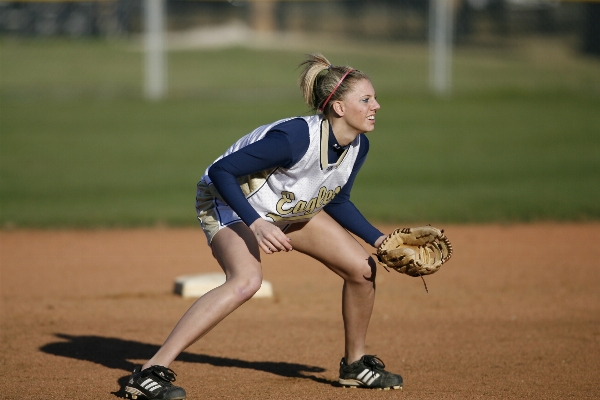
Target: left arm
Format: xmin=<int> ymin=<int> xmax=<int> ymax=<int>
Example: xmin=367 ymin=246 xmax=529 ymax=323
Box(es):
xmin=324 ymin=135 xmax=386 ymax=247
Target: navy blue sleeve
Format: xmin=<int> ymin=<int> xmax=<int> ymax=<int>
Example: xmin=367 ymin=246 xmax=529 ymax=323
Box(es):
xmin=324 ymin=135 xmax=384 ymax=246
xmin=207 ymin=119 xmax=310 ymax=226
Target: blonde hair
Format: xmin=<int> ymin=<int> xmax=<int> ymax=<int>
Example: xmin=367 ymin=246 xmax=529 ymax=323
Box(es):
xmin=298 ymin=53 xmax=370 ymax=115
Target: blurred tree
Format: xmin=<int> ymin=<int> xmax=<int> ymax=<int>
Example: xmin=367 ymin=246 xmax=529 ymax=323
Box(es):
xmin=582 ymin=2 xmax=600 ymax=55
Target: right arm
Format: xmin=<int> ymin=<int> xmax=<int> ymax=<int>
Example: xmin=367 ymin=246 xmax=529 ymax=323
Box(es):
xmin=207 ymin=119 xmax=309 ymax=253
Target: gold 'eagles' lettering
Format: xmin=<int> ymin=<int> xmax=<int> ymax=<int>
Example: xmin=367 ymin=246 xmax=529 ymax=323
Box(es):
xmin=275 ymin=191 xmax=295 ymax=215
xmin=266 ymin=186 xmax=341 ymax=222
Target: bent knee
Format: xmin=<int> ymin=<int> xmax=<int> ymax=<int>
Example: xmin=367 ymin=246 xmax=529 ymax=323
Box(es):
xmin=227 ymin=275 xmax=263 ymax=301
xmin=345 ymin=257 xmax=377 ymax=284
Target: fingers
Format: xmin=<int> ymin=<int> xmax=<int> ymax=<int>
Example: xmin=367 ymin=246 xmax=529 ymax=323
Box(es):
xmin=261 ymin=231 xmax=293 ymax=254
xmin=262 ymin=237 xmax=293 ymax=254
xmin=249 ymin=219 xmax=293 ymax=254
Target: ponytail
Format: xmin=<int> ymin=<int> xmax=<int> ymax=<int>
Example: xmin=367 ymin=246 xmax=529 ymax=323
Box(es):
xmin=298 ymin=53 xmax=369 ymax=115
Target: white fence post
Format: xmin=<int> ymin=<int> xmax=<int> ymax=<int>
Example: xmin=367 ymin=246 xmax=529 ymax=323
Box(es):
xmin=429 ymin=0 xmax=454 ymax=95
xmin=144 ymin=0 xmax=167 ymax=100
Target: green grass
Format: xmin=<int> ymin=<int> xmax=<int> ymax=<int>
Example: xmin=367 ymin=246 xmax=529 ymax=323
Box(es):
xmin=1 ymin=37 xmax=599 ymax=227
xmin=358 ymin=92 xmax=600 ymax=222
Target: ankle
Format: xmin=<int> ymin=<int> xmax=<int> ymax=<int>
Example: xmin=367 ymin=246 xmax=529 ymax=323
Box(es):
xmin=344 ymin=354 xmax=364 ymax=365
xmin=141 ymin=362 xmax=156 ymax=371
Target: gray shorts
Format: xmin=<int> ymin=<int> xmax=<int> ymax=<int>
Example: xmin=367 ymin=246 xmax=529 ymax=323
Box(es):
xmin=195 ymin=179 xmax=226 ymax=244
xmin=196 ymin=179 xmax=294 ymax=245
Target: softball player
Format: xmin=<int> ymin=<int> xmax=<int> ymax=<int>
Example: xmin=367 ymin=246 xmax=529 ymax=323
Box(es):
xmin=125 ymin=53 xmax=402 ymax=400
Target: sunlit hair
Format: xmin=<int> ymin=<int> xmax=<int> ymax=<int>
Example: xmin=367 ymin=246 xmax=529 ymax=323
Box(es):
xmin=298 ymin=53 xmax=370 ymax=115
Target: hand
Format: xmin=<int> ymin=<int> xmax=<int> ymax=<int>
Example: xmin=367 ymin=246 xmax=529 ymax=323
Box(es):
xmin=249 ymin=218 xmax=293 ymax=254
xmin=373 ymin=234 xmax=387 ymax=248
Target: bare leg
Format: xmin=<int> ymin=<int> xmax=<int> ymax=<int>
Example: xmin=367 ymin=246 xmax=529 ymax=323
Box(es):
xmin=143 ymin=223 xmax=262 ymax=369
xmin=287 ymin=212 xmax=377 ymax=364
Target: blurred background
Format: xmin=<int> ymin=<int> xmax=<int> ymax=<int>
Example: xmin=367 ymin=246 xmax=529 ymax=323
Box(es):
xmin=1 ymin=0 xmax=599 ymax=228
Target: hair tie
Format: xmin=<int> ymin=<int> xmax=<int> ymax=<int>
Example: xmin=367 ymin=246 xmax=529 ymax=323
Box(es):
xmin=319 ymin=69 xmax=354 ymax=112
xmin=327 ymin=64 xmax=332 ymax=71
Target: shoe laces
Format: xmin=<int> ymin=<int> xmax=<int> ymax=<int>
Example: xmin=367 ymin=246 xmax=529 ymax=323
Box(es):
xmin=150 ymin=365 xmax=178 ymax=383
xmin=362 ymin=355 xmax=386 ymax=371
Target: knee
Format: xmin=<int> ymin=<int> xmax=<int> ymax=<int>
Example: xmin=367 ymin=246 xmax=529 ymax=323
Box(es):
xmin=227 ymin=274 xmax=263 ymax=302
xmin=345 ymin=257 xmax=377 ymax=285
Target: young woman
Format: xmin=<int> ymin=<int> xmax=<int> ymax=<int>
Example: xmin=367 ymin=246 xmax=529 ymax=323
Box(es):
xmin=125 ymin=53 xmax=403 ymax=400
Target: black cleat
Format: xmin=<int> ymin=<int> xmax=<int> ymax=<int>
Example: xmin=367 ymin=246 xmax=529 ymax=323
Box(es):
xmin=339 ymin=355 xmax=403 ymax=390
xmin=124 ymin=365 xmax=186 ymax=400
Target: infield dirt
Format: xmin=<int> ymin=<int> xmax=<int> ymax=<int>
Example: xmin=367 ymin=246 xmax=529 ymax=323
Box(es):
xmin=1 ymin=224 xmax=599 ymax=399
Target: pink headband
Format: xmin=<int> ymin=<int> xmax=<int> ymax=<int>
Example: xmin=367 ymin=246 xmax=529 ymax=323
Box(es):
xmin=319 ymin=68 xmax=354 ymax=112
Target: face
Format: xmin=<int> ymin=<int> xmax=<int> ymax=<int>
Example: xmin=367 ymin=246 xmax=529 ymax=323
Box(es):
xmin=335 ymin=79 xmax=380 ymax=134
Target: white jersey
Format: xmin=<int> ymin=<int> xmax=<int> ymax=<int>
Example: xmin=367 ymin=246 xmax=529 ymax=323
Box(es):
xmin=202 ymin=114 xmax=361 ymax=226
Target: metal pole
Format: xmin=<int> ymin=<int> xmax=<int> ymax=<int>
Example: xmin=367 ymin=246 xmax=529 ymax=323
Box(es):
xmin=429 ymin=0 xmax=454 ymax=95
xmin=144 ymin=0 xmax=166 ymax=100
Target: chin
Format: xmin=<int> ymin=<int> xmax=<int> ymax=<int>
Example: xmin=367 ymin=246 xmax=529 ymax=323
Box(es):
xmin=364 ymin=125 xmax=375 ymax=132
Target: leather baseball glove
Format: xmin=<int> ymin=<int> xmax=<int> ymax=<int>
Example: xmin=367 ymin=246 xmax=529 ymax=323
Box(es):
xmin=375 ymin=226 xmax=453 ymax=279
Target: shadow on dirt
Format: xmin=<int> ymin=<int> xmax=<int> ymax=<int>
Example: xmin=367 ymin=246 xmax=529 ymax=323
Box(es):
xmin=40 ymin=333 xmax=334 ymax=396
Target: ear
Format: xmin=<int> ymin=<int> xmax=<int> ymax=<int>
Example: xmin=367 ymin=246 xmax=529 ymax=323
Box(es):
xmin=332 ymin=101 xmax=344 ymax=116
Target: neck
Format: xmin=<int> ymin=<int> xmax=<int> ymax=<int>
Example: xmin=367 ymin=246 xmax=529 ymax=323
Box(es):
xmin=328 ymin=116 xmax=361 ymax=147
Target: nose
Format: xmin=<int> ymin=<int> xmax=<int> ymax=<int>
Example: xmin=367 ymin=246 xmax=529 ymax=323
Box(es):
xmin=372 ymin=98 xmax=381 ymax=111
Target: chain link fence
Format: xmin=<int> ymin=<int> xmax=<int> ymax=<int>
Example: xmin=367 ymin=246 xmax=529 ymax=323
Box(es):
xmin=0 ymin=1 xmax=596 ymax=54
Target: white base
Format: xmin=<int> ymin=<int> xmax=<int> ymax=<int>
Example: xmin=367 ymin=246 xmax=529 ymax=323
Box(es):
xmin=173 ymin=272 xmax=273 ymax=299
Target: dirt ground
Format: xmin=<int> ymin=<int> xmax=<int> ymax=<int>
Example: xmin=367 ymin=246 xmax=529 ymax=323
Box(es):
xmin=1 ymin=223 xmax=599 ymax=399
